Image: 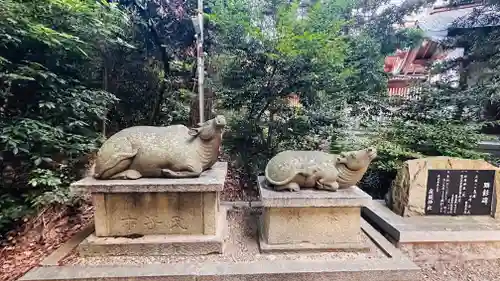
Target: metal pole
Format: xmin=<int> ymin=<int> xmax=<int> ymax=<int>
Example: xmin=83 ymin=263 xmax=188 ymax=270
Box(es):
xmin=197 ymin=0 xmax=205 ymax=123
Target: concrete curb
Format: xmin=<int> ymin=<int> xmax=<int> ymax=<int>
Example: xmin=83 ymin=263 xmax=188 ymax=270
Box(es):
xmin=22 ymin=257 xmax=420 ymax=281
xmin=40 ymin=225 xmax=95 ymax=266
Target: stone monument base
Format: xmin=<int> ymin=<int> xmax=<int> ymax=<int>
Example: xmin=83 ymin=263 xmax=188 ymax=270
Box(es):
xmin=257 ymin=177 xmax=372 ymax=253
xmin=78 ymin=207 xmax=227 ymax=256
xmin=21 ymin=207 xmax=421 ymax=281
xmin=363 ymin=200 xmax=500 ymax=261
xmin=70 ymin=162 xmax=228 ymax=256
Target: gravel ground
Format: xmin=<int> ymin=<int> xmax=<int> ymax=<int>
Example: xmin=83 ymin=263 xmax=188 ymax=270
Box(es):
xmin=419 ymin=259 xmax=500 ymax=281
xmin=68 ymin=208 xmax=500 ymax=281
xmin=5 ymin=207 xmax=500 ymax=281
xmin=68 ymin=208 xmax=385 ymax=265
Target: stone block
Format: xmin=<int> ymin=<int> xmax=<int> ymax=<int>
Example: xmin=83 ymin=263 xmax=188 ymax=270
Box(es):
xmin=389 ymin=157 xmax=500 ymax=217
xmin=364 ymin=200 xmax=500 ymax=244
xmin=263 ymin=206 xmax=362 ymax=245
xmin=257 ymin=176 xmax=371 ymax=252
xmin=78 ymin=206 xmax=227 ymax=256
xmin=71 ymin=162 xmax=227 ymax=237
xmin=70 ymin=162 xmax=227 ymax=193
xmin=92 ymin=191 xmax=219 ymax=236
xmin=258 ymin=177 xmax=372 ymax=208
xmin=258 ymin=213 xmax=369 ymax=253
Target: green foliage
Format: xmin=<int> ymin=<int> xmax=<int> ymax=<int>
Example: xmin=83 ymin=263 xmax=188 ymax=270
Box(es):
xmin=209 ymin=0 xmax=351 ymax=175
xmin=328 ymin=0 xmax=500 ymax=199
xmin=115 ymin=0 xmax=197 ymax=126
xmin=386 ymin=120 xmax=487 ymax=158
xmin=0 ymin=0 xmax=131 ymax=233
xmin=333 ymin=119 xmax=490 ymax=198
xmin=2 ymin=0 xmax=498 ymax=235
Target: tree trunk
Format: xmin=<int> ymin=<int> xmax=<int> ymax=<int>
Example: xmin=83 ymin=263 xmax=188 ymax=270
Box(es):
xmin=102 ymin=60 xmax=108 ymax=138
xmin=149 ymin=29 xmax=170 ymax=126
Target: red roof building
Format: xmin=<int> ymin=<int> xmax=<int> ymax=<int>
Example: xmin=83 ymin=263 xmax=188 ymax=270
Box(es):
xmin=384 ymin=40 xmax=442 ymax=98
xmin=383 ymin=0 xmax=495 ymax=98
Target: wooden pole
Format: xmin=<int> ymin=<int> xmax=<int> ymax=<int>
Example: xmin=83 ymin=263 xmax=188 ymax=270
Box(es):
xmin=197 ymin=0 xmax=205 ymax=123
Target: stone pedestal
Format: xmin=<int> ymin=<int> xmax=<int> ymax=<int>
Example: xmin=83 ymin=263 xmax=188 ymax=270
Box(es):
xmin=363 ymin=157 xmax=500 ymax=253
xmin=257 ymin=176 xmax=372 ymax=253
xmin=71 ymin=162 xmax=228 ymax=256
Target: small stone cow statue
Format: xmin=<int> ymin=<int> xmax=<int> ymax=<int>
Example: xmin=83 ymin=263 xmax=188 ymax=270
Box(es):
xmin=265 ymin=147 xmax=377 ymax=192
xmin=93 ymin=115 xmax=226 ymax=180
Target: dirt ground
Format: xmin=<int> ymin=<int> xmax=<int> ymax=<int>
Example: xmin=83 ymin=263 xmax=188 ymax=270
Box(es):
xmin=0 ymin=204 xmax=93 ymax=281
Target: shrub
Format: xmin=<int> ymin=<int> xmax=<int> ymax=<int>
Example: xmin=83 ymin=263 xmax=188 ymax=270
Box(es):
xmin=333 ymin=120 xmax=493 ymax=199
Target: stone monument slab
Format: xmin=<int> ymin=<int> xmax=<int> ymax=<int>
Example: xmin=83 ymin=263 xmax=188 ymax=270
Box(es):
xmin=388 ymin=157 xmax=500 ymax=217
xmin=425 ymin=169 xmax=495 ymax=216
xmin=258 ymin=176 xmax=372 ymax=252
xmin=71 ymin=162 xmax=227 ymax=193
xmin=365 ymin=157 xmax=500 ymax=259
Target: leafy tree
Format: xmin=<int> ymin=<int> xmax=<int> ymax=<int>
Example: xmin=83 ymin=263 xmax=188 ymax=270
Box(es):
xmin=0 ymin=0 xmax=131 ymax=231
xmin=208 ymin=0 xmax=351 ymax=175
xmin=116 ymin=0 xmax=199 ymax=126
xmin=336 ymin=1 xmax=500 ymax=198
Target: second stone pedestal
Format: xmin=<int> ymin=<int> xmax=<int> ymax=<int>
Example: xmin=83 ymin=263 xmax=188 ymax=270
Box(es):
xmin=257 ymin=176 xmax=372 ymax=253
xmin=72 ymin=162 xmax=228 ymax=256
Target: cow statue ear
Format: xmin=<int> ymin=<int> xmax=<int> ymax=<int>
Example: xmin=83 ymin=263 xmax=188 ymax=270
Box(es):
xmin=188 ymin=128 xmax=200 ymax=136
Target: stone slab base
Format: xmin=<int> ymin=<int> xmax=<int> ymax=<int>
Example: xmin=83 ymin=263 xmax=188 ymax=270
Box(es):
xmin=258 ymin=215 xmax=370 ymax=253
xmin=22 ymin=208 xmax=420 ymax=281
xmin=363 ymin=200 xmax=500 ymax=260
xmin=71 ymin=162 xmax=227 ymax=237
xmin=78 ymin=206 xmax=227 ymax=256
xmin=364 ymin=200 xmax=500 ymax=244
xmin=258 ymin=177 xmax=372 ymax=247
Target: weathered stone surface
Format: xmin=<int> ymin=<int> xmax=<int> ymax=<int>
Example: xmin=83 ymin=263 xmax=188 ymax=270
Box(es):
xmin=264 ymin=148 xmax=377 ymax=192
xmin=258 ymin=179 xmax=370 ymax=251
xmin=21 ymin=260 xmax=420 ymax=281
xmin=259 ymin=212 xmax=369 ymax=253
xmin=262 ymin=206 xmax=363 ymax=245
xmin=71 ymin=162 xmax=227 ymax=193
xmin=258 ymin=177 xmax=371 ymax=208
xmin=389 ymin=157 xmax=499 ymax=217
xmin=93 ymin=191 xmax=219 ymax=237
xmin=79 ymin=207 xmax=227 ymax=256
xmin=21 ymin=209 xmax=420 ymax=281
xmin=364 ymin=200 xmax=500 ymax=245
xmin=93 ymin=115 xmax=226 ymax=180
